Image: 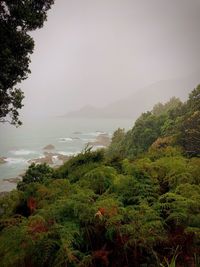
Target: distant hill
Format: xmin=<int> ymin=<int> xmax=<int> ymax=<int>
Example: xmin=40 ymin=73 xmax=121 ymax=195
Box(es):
xmin=63 ymin=74 xmax=200 ymax=120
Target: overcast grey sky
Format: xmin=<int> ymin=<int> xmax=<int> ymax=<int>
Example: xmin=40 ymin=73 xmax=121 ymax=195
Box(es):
xmin=21 ymin=0 xmax=200 ymax=118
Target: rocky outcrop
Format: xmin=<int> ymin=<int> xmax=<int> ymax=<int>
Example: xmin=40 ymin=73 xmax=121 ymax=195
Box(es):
xmin=3 ymin=177 xmax=22 ymax=183
xmin=28 ymin=152 xmax=70 ymax=165
xmin=43 ymin=144 xmax=55 ymax=150
xmin=29 ymin=156 xmax=52 ymax=165
xmin=88 ymin=133 xmax=111 ymax=147
xmin=0 ymin=157 xmax=6 ymax=164
xmin=56 ymin=153 xmax=70 ymax=163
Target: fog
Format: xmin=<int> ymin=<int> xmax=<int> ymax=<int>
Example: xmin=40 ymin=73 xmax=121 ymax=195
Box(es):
xmin=20 ymin=0 xmax=200 ymax=119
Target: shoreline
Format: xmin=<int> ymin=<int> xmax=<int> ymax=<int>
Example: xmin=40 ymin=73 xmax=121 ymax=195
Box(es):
xmin=0 ymin=133 xmax=111 ymax=194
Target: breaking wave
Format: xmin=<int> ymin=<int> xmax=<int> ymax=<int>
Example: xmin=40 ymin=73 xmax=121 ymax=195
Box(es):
xmin=5 ymin=157 xmax=28 ymax=165
xmin=10 ymin=149 xmax=37 ymax=156
xmin=58 ymin=137 xmax=73 ymax=142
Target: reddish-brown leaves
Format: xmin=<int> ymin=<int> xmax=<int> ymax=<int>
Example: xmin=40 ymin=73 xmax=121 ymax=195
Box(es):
xmin=95 ymin=206 xmax=118 ymax=219
xmin=27 ymin=197 xmax=36 ymax=214
xmin=93 ymin=245 xmax=112 ymax=267
xmin=28 ymin=219 xmax=48 ymax=239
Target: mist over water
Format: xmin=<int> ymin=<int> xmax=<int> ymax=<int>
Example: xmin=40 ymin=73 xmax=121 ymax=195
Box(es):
xmin=0 ymin=117 xmax=133 ymax=190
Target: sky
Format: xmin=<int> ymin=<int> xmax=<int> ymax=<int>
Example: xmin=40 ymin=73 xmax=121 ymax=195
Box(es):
xmin=20 ymin=0 xmax=200 ymax=118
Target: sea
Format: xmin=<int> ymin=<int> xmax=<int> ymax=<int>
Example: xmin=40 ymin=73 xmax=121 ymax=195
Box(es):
xmin=0 ymin=117 xmax=133 ymax=191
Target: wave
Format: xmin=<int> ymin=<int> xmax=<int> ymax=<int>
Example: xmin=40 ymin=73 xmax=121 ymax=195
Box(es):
xmin=5 ymin=157 xmax=28 ymax=164
xmin=82 ymin=131 xmax=107 ymax=137
xmin=58 ymin=137 xmax=73 ymax=143
xmin=10 ymin=149 xmax=37 ymax=156
xmin=58 ymin=151 xmax=80 ymax=156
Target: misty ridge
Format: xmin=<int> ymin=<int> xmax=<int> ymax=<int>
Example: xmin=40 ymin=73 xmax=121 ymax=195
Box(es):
xmin=63 ymin=71 xmax=200 ymax=119
xmin=11 ymin=0 xmax=200 ymax=120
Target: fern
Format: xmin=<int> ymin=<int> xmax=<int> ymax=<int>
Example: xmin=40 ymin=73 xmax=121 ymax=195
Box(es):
xmin=160 ymin=246 xmax=179 ymax=267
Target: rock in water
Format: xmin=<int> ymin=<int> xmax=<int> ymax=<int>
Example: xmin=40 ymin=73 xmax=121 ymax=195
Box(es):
xmin=28 ymin=152 xmax=70 ymax=166
xmin=3 ymin=177 xmax=22 ymax=183
xmin=88 ymin=133 xmax=111 ymax=147
xmin=0 ymin=157 xmax=6 ymax=164
xmin=43 ymin=144 xmax=55 ymax=150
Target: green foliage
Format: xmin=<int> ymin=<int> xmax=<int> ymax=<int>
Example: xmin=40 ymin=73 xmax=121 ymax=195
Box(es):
xmin=123 ymin=111 xmax=166 ymax=158
xmin=1 ymin=87 xmax=200 ymax=266
xmin=113 ymin=173 xmax=157 ymax=206
xmin=179 ymin=110 xmax=200 ymax=156
xmin=82 ymin=166 xmax=116 ymax=194
xmin=152 ymin=97 xmax=182 ymax=116
xmin=17 ymin=163 xmax=54 ymax=191
xmin=187 ymin=84 xmax=200 ymax=112
xmin=160 ymin=246 xmax=179 ymax=267
xmin=0 ymin=219 xmax=33 ymax=267
xmin=107 ymin=86 xmax=200 ymax=159
xmin=176 ymin=85 xmax=200 ymax=156
xmin=56 ymin=148 xmax=105 ymax=182
xmin=148 ymin=137 xmax=182 ymax=160
xmin=119 ymin=97 xmax=184 ymax=159
xmin=159 ymin=192 xmax=188 ymax=227
xmin=0 ymin=190 xmax=23 ymax=218
xmin=106 ymin=128 xmax=126 ymax=160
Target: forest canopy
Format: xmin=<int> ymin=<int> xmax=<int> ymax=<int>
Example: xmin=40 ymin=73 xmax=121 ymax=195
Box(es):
xmin=0 ymin=86 xmax=200 ymax=267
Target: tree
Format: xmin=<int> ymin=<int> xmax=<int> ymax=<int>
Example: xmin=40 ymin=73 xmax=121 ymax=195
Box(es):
xmin=0 ymin=0 xmax=54 ymax=126
xmin=178 ymin=85 xmax=200 ymax=156
xmin=152 ymin=97 xmax=182 ymax=116
xmin=17 ymin=163 xmax=54 ymax=191
xmin=187 ymin=85 xmax=200 ymax=113
xmin=106 ymin=128 xmax=126 ymax=160
xmin=124 ymin=112 xmax=166 ymax=157
xmin=180 ymin=111 xmax=200 ymax=156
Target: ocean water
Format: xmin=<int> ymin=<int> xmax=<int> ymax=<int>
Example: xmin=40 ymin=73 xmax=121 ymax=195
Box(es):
xmin=0 ymin=117 xmax=133 ymax=191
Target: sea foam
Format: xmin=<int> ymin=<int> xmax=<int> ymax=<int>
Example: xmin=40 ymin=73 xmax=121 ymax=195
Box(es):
xmin=10 ymin=149 xmax=36 ymax=156
xmin=5 ymin=157 xmax=28 ymax=164
xmin=83 ymin=131 xmax=107 ymax=137
xmin=58 ymin=151 xmax=80 ymax=156
xmin=58 ymin=137 xmax=73 ymax=142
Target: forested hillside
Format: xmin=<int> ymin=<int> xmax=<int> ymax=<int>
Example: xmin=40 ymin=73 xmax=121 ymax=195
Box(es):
xmin=0 ymin=86 xmax=200 ymax=267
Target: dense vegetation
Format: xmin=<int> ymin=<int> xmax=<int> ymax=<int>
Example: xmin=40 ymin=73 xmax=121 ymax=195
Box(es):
xmin=0 ymin=86 xmax=200 ymax=267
